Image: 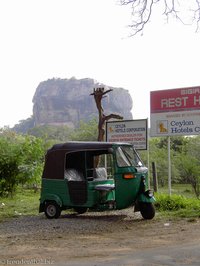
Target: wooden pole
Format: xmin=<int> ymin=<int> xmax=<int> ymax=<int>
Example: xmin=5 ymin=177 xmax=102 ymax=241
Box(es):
xmin=152 ymin=161 xmax=158 ymax=192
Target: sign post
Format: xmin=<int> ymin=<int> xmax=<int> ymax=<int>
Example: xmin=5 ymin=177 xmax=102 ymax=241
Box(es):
xmin=150 ymin=86 xmax=200 ymax=195
xmin=168 ymin=136 xmax=171 ymax=196
xmin=150 ymin=86 xmax=200 ymax=137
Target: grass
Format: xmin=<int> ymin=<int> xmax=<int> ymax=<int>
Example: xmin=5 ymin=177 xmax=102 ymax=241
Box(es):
xmin=0 ymin=184 xmax=199 ymax=222
xmin=0 ymin=187 xmax=40 ymax=222
xmin=155 ymin=183 xmax=195 ymax=197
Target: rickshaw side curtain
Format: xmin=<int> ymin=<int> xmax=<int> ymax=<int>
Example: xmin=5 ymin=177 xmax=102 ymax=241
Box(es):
xmin=42 ymin=150 xmax=66 ymax=179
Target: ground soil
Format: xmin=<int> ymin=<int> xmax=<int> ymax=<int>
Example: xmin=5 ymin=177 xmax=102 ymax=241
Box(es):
xmin=0 ymin=209 xmax=200 ymax=265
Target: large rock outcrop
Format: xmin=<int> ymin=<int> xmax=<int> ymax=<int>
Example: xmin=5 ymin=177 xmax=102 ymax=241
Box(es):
xmin=32 ymin=77 xmax=133 ymax=128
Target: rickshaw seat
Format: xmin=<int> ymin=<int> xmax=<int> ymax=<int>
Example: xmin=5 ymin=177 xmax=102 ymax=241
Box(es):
xmin=65 ymin=168 xmax=84 ymax=181
xmin=95 ymin=183 xmax=115 ymax=191
xmin=94 ymin=167 xmax=107 ymax=180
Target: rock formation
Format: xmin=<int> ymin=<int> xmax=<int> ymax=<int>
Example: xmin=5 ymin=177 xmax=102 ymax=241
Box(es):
xmin=32 ymin=77 xmax=133 ymax=128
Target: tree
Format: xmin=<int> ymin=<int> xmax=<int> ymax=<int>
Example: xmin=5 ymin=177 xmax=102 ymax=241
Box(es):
xmin=17 ymin=135 xmax=44 ymax=188
xmin=70 ymin=118 xmax=98 ymax=141
xmin=0 ymin=129 xmax=44 ymax=196
xmin=12 ymin=116 xmax=35 ymax=134
xmin=119 ymin=0 xmax=200 ymax=36
xmin=155 ymin=136 xmax=189 ymax=153
xmin=0 ymin=134 xmax=20 ymax=196
xmin=148 ymin=137 xmax=180 ymax=187
xmin=90 ymin=87 xmax=123 ymax=141
xmin=28 ymin=124 xmax=73 ymax=142
xmin=177 ymin=154 xmax=200 ymax=199
xmin=176 ymin=136 xmax=200 ymax=198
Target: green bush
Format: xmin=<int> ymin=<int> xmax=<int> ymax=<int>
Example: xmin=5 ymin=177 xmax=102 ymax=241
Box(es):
xmin=155 ymin=194 xmax=190 ymax=211
xmin=155 ymin=193 xmax=200 ymax=218
xmin=0 ymin=129 xmax=44 ymax=196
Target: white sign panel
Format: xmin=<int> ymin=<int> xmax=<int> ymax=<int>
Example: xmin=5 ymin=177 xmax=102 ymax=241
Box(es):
xmin=106 ymin=119 xmax=148 ymax=150
xmin=150 ymin=87 xmax=200 ymax=137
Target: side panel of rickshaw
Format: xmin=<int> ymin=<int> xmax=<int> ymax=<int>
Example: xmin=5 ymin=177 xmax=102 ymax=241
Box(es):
xmin=40 ymin=177 xmax=115 ymax=209
xmin=40 ymin=178 xmax=95 ymax=208
xmin=40 ymin=179 xmax=67 ymax=207
xmin=112 ymin=145 xmax=149 ymax=209
xmin=114 ymin=167 xmax=143 ymax=209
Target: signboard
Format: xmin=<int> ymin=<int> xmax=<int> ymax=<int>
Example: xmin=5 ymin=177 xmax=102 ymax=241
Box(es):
xmin=150 ymin=86 xmax=200 ymax=137
xmin=106 ymin=119 xmax=148 ymax=150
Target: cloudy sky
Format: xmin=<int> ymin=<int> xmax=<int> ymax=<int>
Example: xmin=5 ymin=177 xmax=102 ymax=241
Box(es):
xmin=1 ymin=0 xmax=200 ymax=128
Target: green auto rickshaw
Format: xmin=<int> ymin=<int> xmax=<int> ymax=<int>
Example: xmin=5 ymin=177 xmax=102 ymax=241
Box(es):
xmin=39 ymin=141 xmax=155 ymax=219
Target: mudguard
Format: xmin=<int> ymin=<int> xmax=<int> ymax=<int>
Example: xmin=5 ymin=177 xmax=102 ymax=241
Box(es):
xmin=40 ymin=193 xmax=63 ymax=212
xmin=137 ymin=190 xmax=156 ymax=203
xmin=134 ymin=190 xmax=155 ymax=212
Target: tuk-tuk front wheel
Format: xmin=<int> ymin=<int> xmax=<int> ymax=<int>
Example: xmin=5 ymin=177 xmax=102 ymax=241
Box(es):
xmin=44 ymin=201 xmax=61 ymax=219
xmin=139 ymin=202 xmax=155 ymax=220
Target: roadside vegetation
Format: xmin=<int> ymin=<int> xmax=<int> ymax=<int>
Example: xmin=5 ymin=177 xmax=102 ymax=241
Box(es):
xmin=0 ymin=121 xmax=200 ymax=221
xmin=155 ymin=191 xmax=200 ymax=219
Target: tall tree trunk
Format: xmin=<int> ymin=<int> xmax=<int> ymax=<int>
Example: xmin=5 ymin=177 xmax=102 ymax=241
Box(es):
xmin=91 ymin=87 xmax=123 ymax=166
xmin=91 ymin=87 xmax=123 ymax=142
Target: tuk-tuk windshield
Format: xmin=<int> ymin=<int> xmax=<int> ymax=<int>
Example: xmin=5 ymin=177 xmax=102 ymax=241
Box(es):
xmin=116 ymin=146 xmax=144 ymax=168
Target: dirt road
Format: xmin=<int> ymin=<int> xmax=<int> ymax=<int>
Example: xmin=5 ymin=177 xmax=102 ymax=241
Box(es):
xmin=0 ymin=209 xmax=200 ymax=265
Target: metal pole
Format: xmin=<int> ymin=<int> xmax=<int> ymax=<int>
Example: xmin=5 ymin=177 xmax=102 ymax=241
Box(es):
xmin=168 ymin=136 xmax=171 ymax=196
xmin=147 ymin=126 xmax=150 ymax=189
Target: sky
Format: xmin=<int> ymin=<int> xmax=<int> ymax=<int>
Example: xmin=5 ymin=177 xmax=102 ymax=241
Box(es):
xmin=1 ymin=0 xmax=200 ymax=128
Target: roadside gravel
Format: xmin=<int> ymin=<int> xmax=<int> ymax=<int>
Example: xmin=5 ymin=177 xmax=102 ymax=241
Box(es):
xmin=0 ymin=208 xmax=141 ymax=234
xmin=0 ymin=209 xmax=200 ymax=265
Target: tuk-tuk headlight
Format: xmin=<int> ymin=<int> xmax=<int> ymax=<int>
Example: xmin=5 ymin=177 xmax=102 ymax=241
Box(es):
xmin=145 ymin=190 xmax=154 ymax=198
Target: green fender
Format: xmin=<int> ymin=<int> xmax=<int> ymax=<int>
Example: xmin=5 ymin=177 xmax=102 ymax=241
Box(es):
xmin=40 ymin=193 xmax=63 ymax=207
xmin=134 ymin=191 xmax=155 ymax=212
xmin=137 ymin=191 xmax=156 ymax=203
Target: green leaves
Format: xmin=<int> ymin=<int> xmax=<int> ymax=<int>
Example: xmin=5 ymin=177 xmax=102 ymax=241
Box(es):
xmin=0 ymin=130 xmax=44 ymax=196
xmin=155 ymin=194 xmax=188 ymax=211
xmin=147 ymin=135 xmax=200 ymax=198
xmin=70 ymin=118 xmax=98 ymax=141
xmin=155 ymin=193 xmax=200 ymax=218
xmin=0 ymin=119 xmax=99 ymax=196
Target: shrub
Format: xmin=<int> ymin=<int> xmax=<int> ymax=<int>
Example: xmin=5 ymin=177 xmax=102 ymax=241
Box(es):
xmin=0 ymin=129 xmax=44 ymax=196
xmin=155 ymin=194 xmax=188 ymax=211
xmin=155 ymin=193 xmax=200 ymax=218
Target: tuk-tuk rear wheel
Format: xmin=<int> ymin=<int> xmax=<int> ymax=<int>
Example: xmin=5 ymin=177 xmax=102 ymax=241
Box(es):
xmin=44 ymin=201 xmax=61 ymax=219
xmin=139 ymin=202 xmax=155 ymax=220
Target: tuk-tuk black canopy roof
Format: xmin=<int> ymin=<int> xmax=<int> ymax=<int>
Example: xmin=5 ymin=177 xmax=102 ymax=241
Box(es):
xmin=48 ymin=141 xmax=130 ymax=153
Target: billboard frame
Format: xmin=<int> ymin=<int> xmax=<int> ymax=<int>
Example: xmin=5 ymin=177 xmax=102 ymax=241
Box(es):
xmin=106 ymin=119 xmax=148 ymax=150
xmin=150 ymin=86 xmax=200 ymax=137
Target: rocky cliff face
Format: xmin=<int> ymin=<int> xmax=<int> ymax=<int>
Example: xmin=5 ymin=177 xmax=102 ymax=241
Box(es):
xmin=32 ymin=77 xmax=133 ymax=128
